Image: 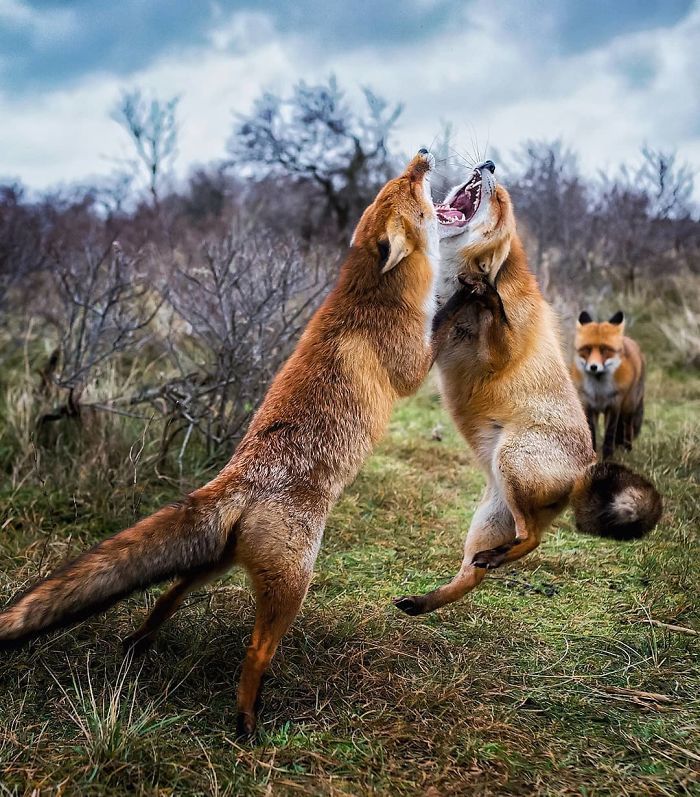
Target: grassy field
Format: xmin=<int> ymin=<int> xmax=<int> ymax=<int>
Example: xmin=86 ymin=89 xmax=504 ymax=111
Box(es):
xmin=0 ymin=361 xmax=698 ymax=795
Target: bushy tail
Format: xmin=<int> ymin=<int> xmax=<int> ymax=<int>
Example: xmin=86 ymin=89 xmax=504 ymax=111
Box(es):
xmin=571 ymin=461 xmax=662 ymax=541
xmin=0 ymin=492 xmax=242 ymax=648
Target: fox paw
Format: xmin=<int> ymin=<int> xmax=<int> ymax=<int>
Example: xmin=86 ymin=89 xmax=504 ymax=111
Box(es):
xmin=472 ymin=543 xmax=514 ymax=570
xmin=393 ymin=595 xmax=427 ymax=616
xmin=457 ymin=273 xmax=489 ymax=294
xmin=122 ymin=631 xmax=154 ymax=658
xmin=236 ymin=711 xmax=258 ymax=740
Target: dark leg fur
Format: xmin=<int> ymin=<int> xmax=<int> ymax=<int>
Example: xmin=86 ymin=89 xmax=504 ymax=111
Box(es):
xmin=585 ymin=408 xmax=597 ymax=452
xmin=472 ymin=542 xmax=516 ymax=569
xmin=457 ymin=273 xmax=510 ymax=326
xmin=631 ymin=398 xmax=644 ymax=440
xmin=603 ymin=407 xmax=620 ymax=460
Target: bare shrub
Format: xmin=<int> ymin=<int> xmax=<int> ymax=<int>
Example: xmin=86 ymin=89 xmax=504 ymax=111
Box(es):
xmin=132 ymin=219 xmax=330 ymax=464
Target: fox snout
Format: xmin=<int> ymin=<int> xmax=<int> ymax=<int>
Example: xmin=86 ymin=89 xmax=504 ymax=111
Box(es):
xmin=407 ymin=149 xmax=434 ymax=180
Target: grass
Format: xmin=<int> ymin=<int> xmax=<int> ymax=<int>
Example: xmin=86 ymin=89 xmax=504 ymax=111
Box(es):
xmin=0 ymin=363 xmax=698 ymax=796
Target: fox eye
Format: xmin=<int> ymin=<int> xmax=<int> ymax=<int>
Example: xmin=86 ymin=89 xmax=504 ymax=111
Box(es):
xmin=578 ymin=347 xmax=591 ymax=357
xmin=600 ymin=346 xmax=616 ymax=358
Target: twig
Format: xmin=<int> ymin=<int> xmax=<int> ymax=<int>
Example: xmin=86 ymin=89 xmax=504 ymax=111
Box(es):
xmin=627 ymin=618 xmax=699 ymax=636
xmin=662 ymin=739 xmax=700 ymax=764
xmin=599 ymin=686 xmax=676 ymax=704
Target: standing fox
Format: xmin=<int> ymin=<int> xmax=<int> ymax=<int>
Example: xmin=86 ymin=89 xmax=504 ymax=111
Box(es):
xmin=571 ymin=311 xmax=646 ymax=459
xmin=394 ymin=161 xmax=662 ymax=616
xmin=0 ymin=151 xmax=440 ymax=736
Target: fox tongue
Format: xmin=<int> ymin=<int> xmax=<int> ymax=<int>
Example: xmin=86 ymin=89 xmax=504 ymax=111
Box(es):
xmin=436 ymin=205 xmax=464 ymax=222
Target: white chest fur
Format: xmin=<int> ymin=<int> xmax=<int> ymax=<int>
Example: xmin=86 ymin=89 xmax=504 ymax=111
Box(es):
xmin=581 ymin=371 xmax=619 ymax=412
xmin=423 ymin=223 xmax=440 ymax=345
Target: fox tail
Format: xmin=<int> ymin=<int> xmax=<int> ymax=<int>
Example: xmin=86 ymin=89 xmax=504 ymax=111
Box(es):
xmin=571 ymin=461 xmax=662 ymax=541
xmin=0 ymin=491 xmax=242 ymax=649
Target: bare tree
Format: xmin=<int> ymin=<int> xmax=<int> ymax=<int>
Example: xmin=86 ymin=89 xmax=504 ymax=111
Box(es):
xmin=636 ymin=146 xmax=694 ymax=219
xmin=228 ymin=76 xmax=402 ymax=233
xmin=112 ymin=89 xmax=180 ymax=210
xmin=429 ymin=120 xmax=471 ymax=201
xmin=0 ymin=184 xmax=47 ymax=311
xmin=593 ymin=147 xmax=697 ymax=288
xmin=91 ymin=170 xmax=135 ymax=217
xmin=593 ymin=183 xmax=654 ymax=289
xmin=507 ymin=140 xmax=591 ymax=287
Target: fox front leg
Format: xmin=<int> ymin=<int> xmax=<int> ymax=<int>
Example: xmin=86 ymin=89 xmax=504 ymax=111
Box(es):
xmin=602 ymin=407 xmax=620 ymax=460
xmin=431 ymin=283 xmax=480 ymax=354
xmin=456 ymin=273 xmax=510 ymax=327
xmin=585 ymin=407 xmax=598 ymax=452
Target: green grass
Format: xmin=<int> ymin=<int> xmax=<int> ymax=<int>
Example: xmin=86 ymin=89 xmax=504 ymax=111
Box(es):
xmin=0 ymin=368 xmax=698 ymax=796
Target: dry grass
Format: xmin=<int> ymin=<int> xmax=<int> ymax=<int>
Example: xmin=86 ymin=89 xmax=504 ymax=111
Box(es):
xmin=0 ymin=336 xmax=699 ymax=795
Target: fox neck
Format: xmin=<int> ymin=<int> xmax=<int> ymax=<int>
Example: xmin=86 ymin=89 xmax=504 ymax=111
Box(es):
xmin=339 ymin=245 xmax=437 ymax=325
xmin=496 ymin=234 xmax=541 ymax=308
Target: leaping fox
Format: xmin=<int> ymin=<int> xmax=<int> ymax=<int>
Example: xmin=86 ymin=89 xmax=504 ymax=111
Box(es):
xmin=395 ymin=160 xmax=662 ymax=616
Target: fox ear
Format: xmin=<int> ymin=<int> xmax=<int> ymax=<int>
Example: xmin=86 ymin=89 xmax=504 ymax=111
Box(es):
xmin=379 ymin=218 xmax=413 ymax=273
xmin=577 ymin=311 xmax=593 ymax=326
xmin=608 ymin=310 xmax=624 ymax=326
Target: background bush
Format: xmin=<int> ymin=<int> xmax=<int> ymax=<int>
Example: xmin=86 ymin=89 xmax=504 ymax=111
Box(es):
xmin=1 ymin=76 xmax=698 ymax=491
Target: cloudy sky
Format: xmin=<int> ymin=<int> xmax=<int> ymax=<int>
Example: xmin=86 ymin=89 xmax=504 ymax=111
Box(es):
xmin=1 ymin=0 xmax=699 ymax=194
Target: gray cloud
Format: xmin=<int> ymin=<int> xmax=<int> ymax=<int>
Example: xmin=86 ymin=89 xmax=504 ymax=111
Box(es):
xmin=1 ymin=0 xmax=693 ymax=95
xmin=0 ymin=0 xmax=698 ymax=200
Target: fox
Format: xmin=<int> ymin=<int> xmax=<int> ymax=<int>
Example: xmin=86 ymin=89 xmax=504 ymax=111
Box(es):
xmin=0 ymin=150 xmax=440 ymax=736
xmin=571 ymin=311 xmax=646 ymax=460
xmin=394 ymin=160 xmax=662 ymax=616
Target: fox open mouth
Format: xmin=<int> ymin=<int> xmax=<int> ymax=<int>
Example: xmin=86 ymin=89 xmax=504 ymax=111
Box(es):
xmin=435 ymin=169 xmax=482 ymax=228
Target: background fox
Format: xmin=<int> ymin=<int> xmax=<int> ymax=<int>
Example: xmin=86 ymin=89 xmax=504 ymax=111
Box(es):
xmin=572 ymin=311 xmax=646 ymax=459
xmin=395 ymin=161 xmax=662 ymax=617
xmin=0 ymin=151 xmax=440 ymax=736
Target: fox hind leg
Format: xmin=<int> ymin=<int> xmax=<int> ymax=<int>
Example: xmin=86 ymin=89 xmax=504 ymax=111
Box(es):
xmin=122 ymin=527 xmax=239 ymax=656
xmin=394 ymin=487 xmax=514 ymax=615
xmin=235 ymin=561 xmax=314 ymax=737
xmin=234 ymin=509 xmax=322 ymax=738
xmin=122 ymin=570 xmax=218 ymax=656
xmin=475 ymin=533 xmax=541 ymax=569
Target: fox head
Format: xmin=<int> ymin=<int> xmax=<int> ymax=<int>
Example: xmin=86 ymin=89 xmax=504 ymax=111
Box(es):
xmin=574 ymin=311 xmax=625 ymax=376
xmin=435 ymin=160 xmax=516 ymax=287
xmin=351 ymin=149 xmax=438 ymax=277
